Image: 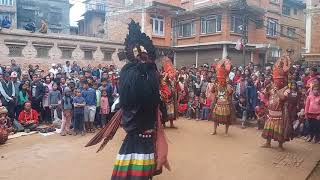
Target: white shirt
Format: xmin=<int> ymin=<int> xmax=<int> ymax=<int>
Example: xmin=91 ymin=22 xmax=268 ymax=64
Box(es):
xmin=49 ymin=68 xmax=58 ymax=78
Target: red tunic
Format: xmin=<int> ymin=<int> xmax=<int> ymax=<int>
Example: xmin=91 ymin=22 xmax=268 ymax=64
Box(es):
xmin=18 ymin=109 xmax=39 ymax=124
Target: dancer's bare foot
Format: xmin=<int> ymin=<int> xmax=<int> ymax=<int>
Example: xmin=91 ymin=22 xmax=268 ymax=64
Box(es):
xmin=261 ymin=143 xmax=271 ymax=148
xmin=278 ymin=143 xmax=285 ymax=151
xmin=210 ymin=132 xmax=217 ymax=135
xmin=224 ymin=133 xmax=229 ymax=137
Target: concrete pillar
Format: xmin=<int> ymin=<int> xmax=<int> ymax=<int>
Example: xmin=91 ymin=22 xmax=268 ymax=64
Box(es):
xmin=195 ymin=50 xmax=199 ymax=67
xmin=222 ymin=44 xmax=228 ymax=58
xmin=173 ymin=52 xmax=177 ymax=67
xmin=141 ymin=8 xmax=145 ymax=33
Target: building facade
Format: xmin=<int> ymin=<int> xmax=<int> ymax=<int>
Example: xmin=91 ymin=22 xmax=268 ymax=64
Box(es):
xmin=303 ymin=0 xmax=320 ymax=64
xmin=105 ymin=0 xmax=306 ymax=67
xmin=78 ymin=0 xmax=106 ymax=37
xmin=0 ymin=28 xmax=124 ymax=70
xmin=16 ymin=0 xmax=70 ymax=34
xmin=0 ymin=0 xmax=17 ymax=28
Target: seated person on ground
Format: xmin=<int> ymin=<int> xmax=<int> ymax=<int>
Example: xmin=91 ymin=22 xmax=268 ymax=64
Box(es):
xmin=18 ymin=102 xmax=39 ymax=132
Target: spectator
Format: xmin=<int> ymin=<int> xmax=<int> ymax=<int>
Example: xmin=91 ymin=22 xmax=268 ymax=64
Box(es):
xmin=100 ymin=90 xmax=109 ymax=126
xmin=18 ymin=102 xmax=39 ymax=133
xmin=82 ymin=81 xmax=96 ymax=133
xmin=30 ymin=74 xmax=45 ymax=118
xmin=39 ymin=19 xmax=48 ymax=34
xmin=49 ymin=64 xmax=59 ymax=78
xmin=63 ymin=61 xmax=72 ymax=78
xmin=73 ymin=89 xmax=86 ymax=136
xmin=71 ymin=61 xmax=81 ymax=72
xmin=24 ymin=21 xmax=36 ymax=33
xmin=0 ymin=73 xmax=16 ymax=119
xmin=10 ymin=60 xmax=21 ymax=78
xmin=42 ymin=86 xmax=51 ymax=124
xmin=1 ymin=16 xmax=11 ymax=29
xmin=49 ymin=83 xmax=62 ymax=121
xmin=60 ymin=87 xmax=73 ymax=136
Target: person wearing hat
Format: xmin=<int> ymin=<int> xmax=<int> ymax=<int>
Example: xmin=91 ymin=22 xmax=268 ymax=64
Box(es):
xmin=0 ymin=72 xmax=16 ymax=119
xmin=0 ymin=106 xmax=11 ymax=144
xmin=18 ymin=102 xmax=39 ymax=133
xmin=49 ymin=64 xmax=58 ymax=78
xmin=11 ymin=71 xmax=20 ymax=101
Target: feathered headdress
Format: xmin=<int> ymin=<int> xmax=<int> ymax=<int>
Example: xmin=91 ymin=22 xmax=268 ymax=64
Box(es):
xmin=123 ymin=20 xmax=157 ymax=63
xmin=215 ymin=58 xmax=232 ymax=79
xmin=272 ymin=55 xmax=291 ymax=79
xmin=162 ymin=57 xmax=176 ymax=80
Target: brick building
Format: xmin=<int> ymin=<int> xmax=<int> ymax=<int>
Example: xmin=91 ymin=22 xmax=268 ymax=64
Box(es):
xmin=105 ymin=0 xmax=306 ymax=67
xmin=17 ymin=0 xmax=71 ymax=34
xmin=0 ymin=0 xmax=17 ymax=28
xmin=78 ymin=0 xmax=106 ymax=37
xmin=303 ymin=0 xmax=320 ymax=64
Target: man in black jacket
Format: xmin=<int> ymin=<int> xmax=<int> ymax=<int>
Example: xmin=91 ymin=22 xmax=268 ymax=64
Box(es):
xmin=30 ymin=74 xmax=45 ymax=121
xmin=0 ymin=73 xmax=16 ymax=120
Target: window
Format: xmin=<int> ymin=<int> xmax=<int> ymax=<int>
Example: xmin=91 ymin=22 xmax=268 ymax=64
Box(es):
xmin=84 ymin=50 xmax=93 ymax=60
xmin=287 ymin=27 xmax=296 ymax=38
xmin=178 ymin=21 xmax=195 ymax=38
xmin=151 ymin=16 xmax=164 ymax=36
xmin=7 ymin=45 xmax=24 ymax=57
xmin=200 ymin=15 xmax=221 ymax=34
xmin=282 ymin=5 xmax=291 ymax=16
xmin=231 ymin=16 xmax=243 ymax=34
xmin=293 ymin=8 xmax=298 ymax=15
xmin=35 ymin=47 xmax=50 ymax=58
xmin=267 ymin=19 xmax=277 ymax=37
xmin=0 ymin=0 xmax=13 ymax=6
xmin=96 ymin=3 xmax=105 ymax=12
xmin=269 ymin=0 xmax=279 ymax=4
xmin=103 ymin=51 xmax=113 ymax=61
xmin=61 ymin=49 xmax=73 ymax=59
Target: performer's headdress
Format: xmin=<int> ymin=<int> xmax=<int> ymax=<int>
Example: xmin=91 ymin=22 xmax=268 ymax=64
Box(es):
xmin=272 ymin=55 xmax=291 ymax=80
xmin=162 ymin=57 xmax=176 ymax=80
xmin=123 ymin=20 xmax=157 ymax=63
xmin=215 ymin=58 xmax=232 ymax=79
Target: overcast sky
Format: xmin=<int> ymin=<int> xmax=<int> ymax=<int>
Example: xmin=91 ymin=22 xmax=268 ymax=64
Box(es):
xmin=69 ymin=0 xmax=85 ymax=26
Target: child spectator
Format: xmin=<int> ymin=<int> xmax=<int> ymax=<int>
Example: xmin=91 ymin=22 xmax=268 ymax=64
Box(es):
xmin=193 ymin=96 xmax=201 ymax=120
xmin=255 ymin=102 xmax=267 ymax=130
xmin=100 ymin=90 xmax=109 ymax=126
xmin=305 ymin=81 xmax=320 ymax=143
xmin=201 ymin=95 xmax=212 ymax=120
xmin=49 ymin=83 xmax=62 ymax=121
xmin=60 ymin=87 xmax=73 ymax=136
xmin=18 ymin=102 xmax=39 ymax=133
xmin=235 ymin=96 xmax=248 ymax=129
xmin=93 ymin=82 xmax=102 ymax=128
xmin=186 ymin=97 xmax=194 ymax=119
xmin=73 ymin=89 xmax=86 ymax=136
xmin=42 ymin=86 xmax=51 ymax=124
xmin=82 ymin=81 xmax=97 ymax=133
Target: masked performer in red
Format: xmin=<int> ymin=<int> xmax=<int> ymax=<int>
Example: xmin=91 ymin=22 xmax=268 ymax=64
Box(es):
xmin=160 ymin=57 xmax=177 ymax=128
xmin=211 ymin=59 xmax=233 ymax=136
xmin=86 ymin=20 xmax=170 ymax=180
xmin=261 ymin=56 xmax=292 ymax=150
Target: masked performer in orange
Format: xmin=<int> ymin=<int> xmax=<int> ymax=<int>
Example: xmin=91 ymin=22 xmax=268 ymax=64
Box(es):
xmin=261 ymin=56 xmax=292 ymax=150
xmin=86 ymin=20 xmax=170 ymax=180
xmin=211 ymin=59 xmax=234 ymax=136
xmin=0 ymin=106 xmax=12 ymax=144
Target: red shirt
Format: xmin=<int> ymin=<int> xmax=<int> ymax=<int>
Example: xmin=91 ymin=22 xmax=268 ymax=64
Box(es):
xmin=18 ymin=109 xmax=39 ymax=124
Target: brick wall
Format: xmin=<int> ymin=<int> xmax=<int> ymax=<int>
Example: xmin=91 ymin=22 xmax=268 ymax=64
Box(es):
xmin=0 ymin=29 xmax=125 ymax=71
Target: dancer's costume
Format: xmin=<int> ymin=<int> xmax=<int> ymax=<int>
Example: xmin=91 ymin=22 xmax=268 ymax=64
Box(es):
xmin=212 ymin=59 xmax=234 ymax=125
xmin=160 ymin=58 xmax=177 ymax=124
xmin=86 ymin=20 xmax=170 ymax=180
xmin=261 ymin=56 xmax=293 ymax=142
xmin=0 ymin=106 xmax=11 ymax=144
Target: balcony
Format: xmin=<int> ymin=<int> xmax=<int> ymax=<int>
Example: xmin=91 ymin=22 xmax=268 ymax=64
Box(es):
xmin=0 ymin=29 xmax=125 ymax=69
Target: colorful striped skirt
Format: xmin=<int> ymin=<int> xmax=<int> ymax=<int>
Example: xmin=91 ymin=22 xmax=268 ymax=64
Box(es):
xmin=111 ymin=132 xmax=155 ymax=180
xmin=262 ymin=115 xmax=287 ymax=142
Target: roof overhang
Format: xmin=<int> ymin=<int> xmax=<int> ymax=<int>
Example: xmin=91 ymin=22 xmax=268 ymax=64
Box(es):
xmin=146 ymin=1 xmax=185 ymax=16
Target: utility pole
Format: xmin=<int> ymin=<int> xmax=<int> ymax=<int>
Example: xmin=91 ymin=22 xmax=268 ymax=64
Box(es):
xmin=240 ymin=0 xmax=248 ymax=67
